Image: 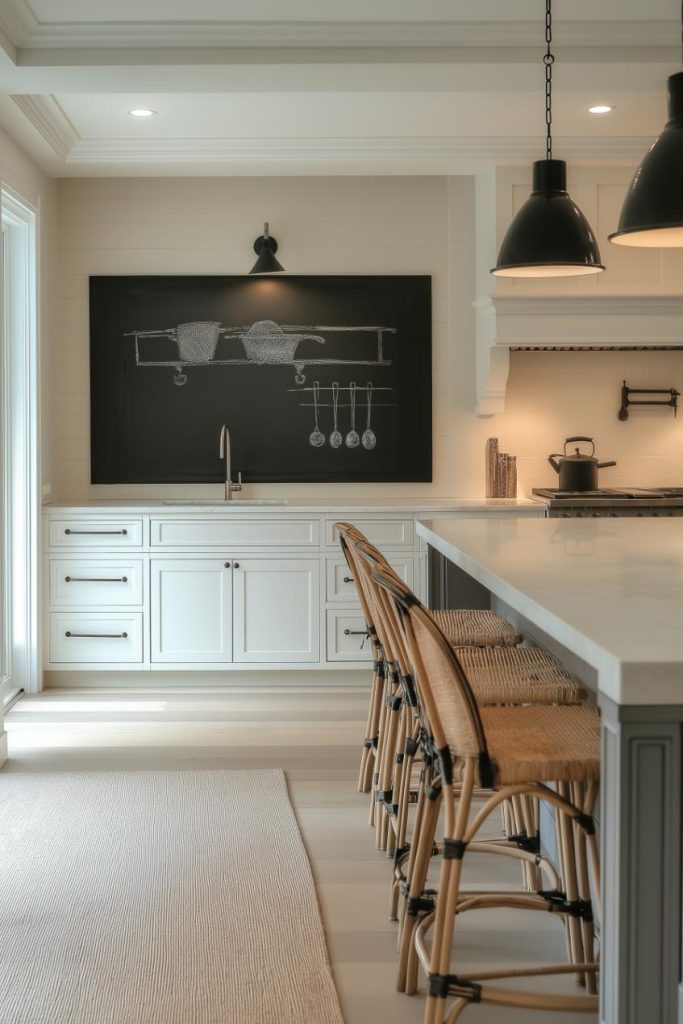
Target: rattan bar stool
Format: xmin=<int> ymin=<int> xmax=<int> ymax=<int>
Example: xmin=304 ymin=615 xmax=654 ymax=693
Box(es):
xmin=337 ymin=524 xmax=412 ymax=847
xmin=335 ymin=520 xmax=522 ymax=806
xmin=377 ymin=570 xmax=600 ymax=1024
xmin=353 ymin=541 xmax=588 ymax=850
xmin=337 ymin=523 xmax=386 ymax=794
xmin=365 ymin=559 xmax=593 ymax=990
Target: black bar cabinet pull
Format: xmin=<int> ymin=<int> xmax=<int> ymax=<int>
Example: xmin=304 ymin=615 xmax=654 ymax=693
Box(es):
xmin=65 ymin=576 xmax=128 ymax=583
xmin=344 ymin=629 xmax=368 ymax=636
xmin=64 ymin=529 xmax=128 ymax=536
xmin=65 ymin=631 xmax=128 ymax=639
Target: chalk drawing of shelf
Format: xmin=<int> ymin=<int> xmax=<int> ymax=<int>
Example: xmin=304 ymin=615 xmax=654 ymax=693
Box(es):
xmin=124 ymin=319 xmax=395 ymax=386
xmin=287 ymin=384 xmax=396 ymax=408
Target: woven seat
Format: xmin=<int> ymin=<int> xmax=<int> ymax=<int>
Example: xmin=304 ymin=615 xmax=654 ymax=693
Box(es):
xmin=456 ymin=645 xmax=587 ymax=706
xmin=433 ymin=608 xmax=522 ymax=648
xmin=474 ymin=704 xmax=600 ymax=785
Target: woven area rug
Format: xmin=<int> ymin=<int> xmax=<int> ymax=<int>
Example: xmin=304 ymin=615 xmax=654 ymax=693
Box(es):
xmin=0 ymin=769 xmax=345 ymax=1024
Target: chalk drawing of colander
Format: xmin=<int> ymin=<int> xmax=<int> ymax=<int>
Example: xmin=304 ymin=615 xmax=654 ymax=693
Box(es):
xmin=240 ymin=320 xmax=326 ymax=364
xmin=175 ymin=321 xmax=222 ymax=363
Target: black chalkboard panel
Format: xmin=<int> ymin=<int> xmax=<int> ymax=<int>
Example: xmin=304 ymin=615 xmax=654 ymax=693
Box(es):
xmin=89 ymin=275 xmax=432 ymax=484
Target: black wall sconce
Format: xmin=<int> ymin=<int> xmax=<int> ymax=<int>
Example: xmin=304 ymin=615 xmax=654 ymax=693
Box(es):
xmin=249 ymin=222 xmax=285 ymax=275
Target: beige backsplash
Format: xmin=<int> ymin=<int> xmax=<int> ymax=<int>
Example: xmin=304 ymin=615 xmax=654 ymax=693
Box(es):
xmin=493 ymin=350 xmax=683 ymax=495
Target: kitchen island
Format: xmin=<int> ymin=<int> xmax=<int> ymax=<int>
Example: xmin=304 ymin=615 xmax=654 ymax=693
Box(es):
xmin=417 ymin=516 xmax=683 ymax=1024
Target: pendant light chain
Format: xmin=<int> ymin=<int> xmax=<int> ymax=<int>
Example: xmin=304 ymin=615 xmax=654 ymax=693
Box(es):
xmin=491 ymin=0 xmax=604 ymax=275
xmin=544 ymin=0 xmax=554 ymax=161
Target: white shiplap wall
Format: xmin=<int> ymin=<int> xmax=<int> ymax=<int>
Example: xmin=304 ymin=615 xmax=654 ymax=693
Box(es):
xmin=54 ymin=175 xmax=453 ymax=499
xmin=52 ymin=172 xmax=683 ymax=500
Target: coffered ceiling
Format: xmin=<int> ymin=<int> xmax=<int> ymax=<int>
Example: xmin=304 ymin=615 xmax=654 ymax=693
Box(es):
xmin=0 ymin=0 xmax=679 ymax=176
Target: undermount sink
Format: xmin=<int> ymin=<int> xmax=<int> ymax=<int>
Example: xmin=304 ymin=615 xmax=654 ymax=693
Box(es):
xmin=162 ymin=499 xmax=288 ymax=506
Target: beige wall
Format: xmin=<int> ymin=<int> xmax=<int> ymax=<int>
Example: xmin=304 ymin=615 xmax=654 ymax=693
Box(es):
xmin=51 ymin=173 xmax=683 ymax=501
xmin=0 ymin=126 xmax=58 ymax=492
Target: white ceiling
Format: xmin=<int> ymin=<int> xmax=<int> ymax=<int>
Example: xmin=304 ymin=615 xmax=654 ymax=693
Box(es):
xmin=0 ymin=0 xmax=679 ymax=176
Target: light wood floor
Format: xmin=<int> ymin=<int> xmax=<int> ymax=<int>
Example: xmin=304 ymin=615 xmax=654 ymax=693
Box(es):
xmin=4 ymin=684 xmax=596 ymax=1024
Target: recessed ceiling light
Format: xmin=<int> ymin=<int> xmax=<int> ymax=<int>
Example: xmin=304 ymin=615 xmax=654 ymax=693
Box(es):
xmin=588 ymin=105 xmax=613 ymax=114
xmin=129 ymin=108 xmax=156 ymax=118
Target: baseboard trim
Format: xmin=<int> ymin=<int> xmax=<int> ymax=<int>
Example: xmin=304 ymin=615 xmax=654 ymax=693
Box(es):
xmin=43 ymin=669 xmax=369 ymax=689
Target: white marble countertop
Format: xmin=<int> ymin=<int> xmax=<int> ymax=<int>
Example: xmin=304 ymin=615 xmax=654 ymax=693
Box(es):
xmin=42 ymin=497 xmax=543 ymax=514
xmin=417 ymin=516 xmax=683 ymax=707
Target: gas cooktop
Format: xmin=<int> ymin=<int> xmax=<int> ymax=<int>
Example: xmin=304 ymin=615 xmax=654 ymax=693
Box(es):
xmin=531 ymin=487 xmax=683 ymax=516
xmin=534 ymin=488 xmax=683 ymax=500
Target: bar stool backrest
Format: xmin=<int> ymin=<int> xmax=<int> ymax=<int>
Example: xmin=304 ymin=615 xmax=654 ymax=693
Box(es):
xmin=335 ymin=522 xmax=381 ymax=656
xmin=371 ymin=567 xmax=491 ymax=770
xmin=351 ymin=538 xmax=411 ymax=679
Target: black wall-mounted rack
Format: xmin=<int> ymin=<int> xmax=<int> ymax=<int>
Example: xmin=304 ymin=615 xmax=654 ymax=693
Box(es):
xmin=618 ymin=380 xmax=680 ymax=421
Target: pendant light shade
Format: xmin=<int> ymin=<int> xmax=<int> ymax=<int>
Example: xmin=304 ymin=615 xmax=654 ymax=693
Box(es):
xmin=609 ymin=72 xmax=683 ymax=247
xmin=492 ymin=160 xmax=605 ymax=278
xmin=491 ymin=0 xmax=603 ymax=279
xmin=249 ymin=223 xmax=285 ymax=275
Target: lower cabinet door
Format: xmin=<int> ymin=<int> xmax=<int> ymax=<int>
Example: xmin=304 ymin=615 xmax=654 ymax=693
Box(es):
xmin=232 ymin=558 xmax=320 ymax=663
xmin=151 ymin=558 xmax=232 ymax=663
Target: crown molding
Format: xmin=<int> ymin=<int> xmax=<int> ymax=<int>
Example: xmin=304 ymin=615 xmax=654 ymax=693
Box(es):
xmin=0 ymin=0 xmax=32 ymax=49
xmin=10 ymin=94 xmax=78 ymax=161
xmin=0 ymin=3 xmax=677 ymax=54
xmin=5 ymin=90 xmax=654 ymax=173
xmin=61 ymin=134 xmax=651 ymax=168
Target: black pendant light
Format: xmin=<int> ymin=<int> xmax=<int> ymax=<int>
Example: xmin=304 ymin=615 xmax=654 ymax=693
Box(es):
xmin=249 ymin=222 xmax=285 ymax=274
xmin=609 ymin=5 xmax=683 ymax=247
xmin=491 ymin=0 xmax=604 ymax=278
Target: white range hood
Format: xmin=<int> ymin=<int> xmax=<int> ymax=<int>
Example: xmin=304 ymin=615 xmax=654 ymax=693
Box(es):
xmin=475 ymin=295 xmax=683 ymax=416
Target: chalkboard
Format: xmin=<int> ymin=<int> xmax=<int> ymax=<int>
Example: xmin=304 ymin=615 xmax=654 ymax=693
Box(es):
xmin=89 ymin=275 xmax=432 ymax=484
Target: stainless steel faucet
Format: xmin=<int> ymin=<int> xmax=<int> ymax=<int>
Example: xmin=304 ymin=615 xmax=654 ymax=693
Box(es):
xmin=219 ymin=424 xmax=242 ymax=501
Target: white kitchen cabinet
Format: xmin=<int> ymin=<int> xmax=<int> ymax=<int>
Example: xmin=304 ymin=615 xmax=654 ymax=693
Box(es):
xmin=326 ymin=609 xmax=373 ymax=662
xmin=325 ymin=517 xmax=413 ymax=549
xmin=42 ymin=503 xmax=546 ymax=679
xmin=50 ymin=612 xmax=143 ymax=663
xmin=151 ymin=558 xmax=232 ymax=663
xmin=49 ymin=518 xmax=143 ymax=549
xmin=232 ymin=558 xmax=319 ymax=663
xmin=150 ymin=518 xmax=319 ymax=548
xmin=49 ymin=558 xmax=143 ymax=607
xmin=326 ymin=552 xmax=413 ymax=604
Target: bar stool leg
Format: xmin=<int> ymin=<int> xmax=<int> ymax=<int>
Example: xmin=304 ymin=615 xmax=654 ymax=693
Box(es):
xmin=557 ymin=781 xmax=587 ymax=985
xmin=376 ymin=686 xmax=401 ymax=851
xmin=399 ymin=780 xmax=441 ymax=994
xmin=359 ymin=659 xmax=384 ymax=793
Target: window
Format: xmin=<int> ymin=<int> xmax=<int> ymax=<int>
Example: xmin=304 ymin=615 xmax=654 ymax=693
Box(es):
xmin=1 ymin=190 xmax=38 ymax=705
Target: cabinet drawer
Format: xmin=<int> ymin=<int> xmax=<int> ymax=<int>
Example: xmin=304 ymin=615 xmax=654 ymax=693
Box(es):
xmin=49 ymin=559 xmax=143 ymax=607
xmin=150 ymin=518 xmax=320 ymax=548
xmin=326 ymin=518 xmax=413 ymax=549
xmin=326 ymin=610 xmax=373 ymax=663
xmin=49 ymin=518 xmax=143 ymax=549
xmin=326 ymin=554 xmax=413 ymax=604
xmin=49 ymin=613 xmax=143 ymax=663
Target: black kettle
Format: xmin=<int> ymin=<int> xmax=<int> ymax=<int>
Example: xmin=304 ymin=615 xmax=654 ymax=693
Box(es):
xmin=548 ymin=436 xmax=617 ymax=491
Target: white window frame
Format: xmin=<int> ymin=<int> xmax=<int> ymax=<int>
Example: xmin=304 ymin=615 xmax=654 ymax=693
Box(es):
xmin=1 ymin=188 xmax=39 ymax=704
